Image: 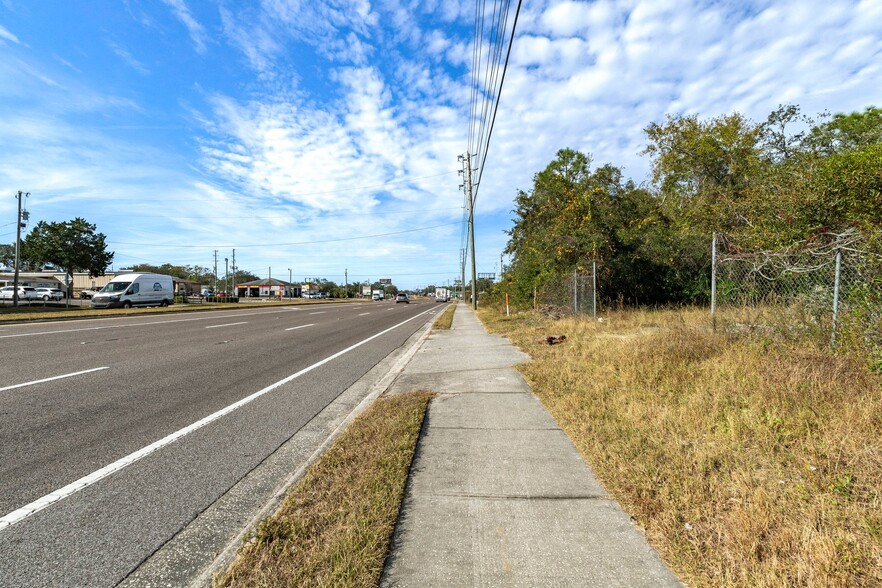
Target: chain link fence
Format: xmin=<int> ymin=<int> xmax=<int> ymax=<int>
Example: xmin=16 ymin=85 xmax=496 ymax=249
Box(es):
xmin=711 ymin=230 xmax=882 ymax=354
xmin=534 ymin=264 xmax=598 ymax=318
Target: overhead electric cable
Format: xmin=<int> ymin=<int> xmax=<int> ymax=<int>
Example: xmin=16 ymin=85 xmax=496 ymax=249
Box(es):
xmin=472 ymin=0 xmax=522 ymax=205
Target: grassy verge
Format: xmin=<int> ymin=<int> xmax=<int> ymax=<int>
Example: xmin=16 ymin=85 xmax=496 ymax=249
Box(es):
xmin=432 ymin=302 xmax=456 ymax=330
xmin=214 ymin=391 xmax=433 ymax=588
xmin=477 ymin=306 xmax=882 ymax=587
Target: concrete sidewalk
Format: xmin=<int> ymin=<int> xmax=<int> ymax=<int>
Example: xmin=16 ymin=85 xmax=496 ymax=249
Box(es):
xmin=381 ymin=303 xmax=681 ymax=587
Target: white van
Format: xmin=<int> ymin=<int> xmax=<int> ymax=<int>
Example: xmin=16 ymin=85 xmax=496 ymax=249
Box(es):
xmin=91 ymin=273 xmax=175 ymax=309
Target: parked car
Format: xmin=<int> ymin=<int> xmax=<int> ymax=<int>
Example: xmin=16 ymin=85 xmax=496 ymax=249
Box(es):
xmin=35 ymin=287 xmax=65 ymax=301
xmin=0 ymin=286 xmax=40 ymax=301
xmin=79 ymin=288 xmax=101 ymax=299
xmin=396 ymin=293 xmax=409 ymax=304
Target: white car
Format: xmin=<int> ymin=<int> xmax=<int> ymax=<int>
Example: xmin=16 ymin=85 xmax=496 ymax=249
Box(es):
xmin=0 ymin=286 xmax=40 ymax=301
xmin=35 ymin=287 xmax=65 ymax=301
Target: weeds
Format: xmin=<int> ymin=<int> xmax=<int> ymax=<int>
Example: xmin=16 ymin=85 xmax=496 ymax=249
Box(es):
xmin=478 ymin=306 xmax=882 ymax=587
xmin=432 ymin=303 xmax=456 ymax=330
xmin=214 ymin=392 xmax=432 ymax=588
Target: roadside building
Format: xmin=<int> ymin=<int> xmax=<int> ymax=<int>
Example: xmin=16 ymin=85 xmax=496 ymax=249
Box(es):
xmin=235 ymin=277 xmax=301 ymax=299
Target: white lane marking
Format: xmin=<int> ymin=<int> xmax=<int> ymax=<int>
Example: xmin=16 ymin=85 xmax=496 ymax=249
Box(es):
xmin=0 ymin=307 xmax=435 ymax=532
xmin=284 ymin=324 xmax=315 ymax=331
xmin=0 ymin=367 xmax=110 ymax=392
xmin=308 ymin=311 xmax=325 ymax=315
xmin=358 ymin=312 xmax=370 ymax=316
xmin=205 ymin=322 xmax=248 ymax=329
xmin=0 ymin=308 xmax=313 ymax=340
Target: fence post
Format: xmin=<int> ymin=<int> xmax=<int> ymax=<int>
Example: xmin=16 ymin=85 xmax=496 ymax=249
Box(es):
xmin=592 ymin=259 xmax=597 ymax=321
xmin=711 ymin=232 xmax=717 ymax=332
xmin=831 ymin=238 xmax=842 ymax=349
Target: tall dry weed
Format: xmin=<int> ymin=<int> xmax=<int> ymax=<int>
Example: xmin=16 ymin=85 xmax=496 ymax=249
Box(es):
xmin=479 ymin=307 xmax=882 ymax=587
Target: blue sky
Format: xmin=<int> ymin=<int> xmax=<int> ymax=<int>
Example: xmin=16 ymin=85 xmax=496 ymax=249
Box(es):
xmin=1 ymin=0 xmax=880 ymax=290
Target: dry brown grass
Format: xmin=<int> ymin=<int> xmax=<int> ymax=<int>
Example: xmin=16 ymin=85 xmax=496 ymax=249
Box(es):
xmin=432 ymin=303 xmax=456 ymax=330
xmin=214 ymin=392 xmax=432 ymax=588
xmin=478 ymin=306 xmax=882 ymax=587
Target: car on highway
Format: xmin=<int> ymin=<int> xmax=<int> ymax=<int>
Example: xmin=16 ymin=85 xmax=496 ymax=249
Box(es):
xmin=35 ymin=287 xmax=65 ymax=301
xmin=0 ymin=286 xmax=39 ymax=301
xmin=396 ymin=292 xmax=409 ymax=304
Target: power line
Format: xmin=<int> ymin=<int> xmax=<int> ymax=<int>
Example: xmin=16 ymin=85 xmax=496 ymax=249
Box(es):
xmin=467 ymin=0 xmax=523 ymax=206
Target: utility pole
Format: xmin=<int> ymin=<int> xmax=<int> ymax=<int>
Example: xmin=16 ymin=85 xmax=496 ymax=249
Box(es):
xmin=213 ymin=250 xmax=218 ymax=293
xmin=464 ymin=152 xmax=477 ymax=310
xmin=225 ymin=258 xmax=229 ymax=294
xmin=288 ymin=268 xmax=292 ymax=298
xmin=460 ymin=248 xmax=465 ymax=302
xmin=12 ymin=191 xmax=29 ymax=307
xmin=231 ymin=249 xmax=236 ymax=298
xmin=345 ymin=268 xmax=348 ymax=298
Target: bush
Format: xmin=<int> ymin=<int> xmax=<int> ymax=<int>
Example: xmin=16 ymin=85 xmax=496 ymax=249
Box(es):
xmin=206 ymin=296 xmax=239 ymax=303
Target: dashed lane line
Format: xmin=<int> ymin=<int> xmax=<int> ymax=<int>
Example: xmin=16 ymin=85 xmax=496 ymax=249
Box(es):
xmin=1 ymin=367 xmax=110 ymax=392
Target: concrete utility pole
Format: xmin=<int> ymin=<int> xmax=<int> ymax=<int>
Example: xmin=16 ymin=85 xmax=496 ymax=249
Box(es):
xmin=460 ymin=248 xmax=466 ymax=301
xmin=231 ymin=249 xmax=236 ymax=298
xmin=288 ymin=268 xmax=292 ymax=298
xmin=213 ymin=250 xmax=218 ymax=293
xmin=12 ymin=191 xmax=28 ymax=307
xmin=345 ymin=268 xmax=348 ymax=298
xmin=464 ymin=152 xmax=478 ymax=310
xmin=225 ymin=258 xmax=229 ymax=294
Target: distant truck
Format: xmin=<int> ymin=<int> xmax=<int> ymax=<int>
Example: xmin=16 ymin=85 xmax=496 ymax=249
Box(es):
xmin=91 ymin=273 xmax=175 ymax=309
xmin=372 ymin=289 xmax=383 ymax=301
xmin=435 ymin=287 xmax=450 ymax=302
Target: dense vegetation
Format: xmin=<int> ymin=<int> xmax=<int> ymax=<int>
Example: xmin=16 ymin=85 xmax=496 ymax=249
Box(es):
xmin=494 ymin=105 xmax=882 ymax=307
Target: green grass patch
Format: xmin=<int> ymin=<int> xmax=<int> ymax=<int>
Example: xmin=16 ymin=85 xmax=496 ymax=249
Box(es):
xmin=432 ymin=303 xmax=456 ymax=330
xmin=478 ymin=306 xmax=882 ymax=587
xmin=214 ymin=391 xmax=433 ymax=588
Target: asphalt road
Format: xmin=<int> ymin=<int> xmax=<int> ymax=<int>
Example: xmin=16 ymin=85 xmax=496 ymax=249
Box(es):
xmin=0 ymin=299 xmax=437 ymax=587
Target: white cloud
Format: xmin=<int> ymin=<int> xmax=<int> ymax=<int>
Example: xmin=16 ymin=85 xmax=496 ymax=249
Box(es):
xmin=160 ymin=0 xmax=208 ymax=54
xmin=0 ymin=23 xmax=19 ymax=44
xmin=108 ymin=41 xmax=151 ymax=75
xmin=3 ymin=0 xmax=880 ymax=286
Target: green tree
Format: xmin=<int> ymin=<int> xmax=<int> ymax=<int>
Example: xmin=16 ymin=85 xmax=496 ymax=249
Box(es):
xmin=642 ymin=112 xmax=765 ymax=233
xmin=235 ymin=270 xmax=260 ymax=283
xmin=805 ymin=106 xmax=882 ymax=154
xmin=504 ymin=148 xmax=708 ymax=306
xmin=0 ymin=243 xmax=14 ymax=268
xmin=21 ymin=218 xmax=114 ymax=293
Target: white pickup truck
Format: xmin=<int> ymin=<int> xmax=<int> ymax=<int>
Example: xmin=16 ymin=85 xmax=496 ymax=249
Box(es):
xmin=79 ymin=287 xmax=101 ymax=299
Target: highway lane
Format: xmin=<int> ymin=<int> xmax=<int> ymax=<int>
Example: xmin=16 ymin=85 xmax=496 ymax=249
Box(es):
xmin=0 ymin=300 xmax=440 ymax=586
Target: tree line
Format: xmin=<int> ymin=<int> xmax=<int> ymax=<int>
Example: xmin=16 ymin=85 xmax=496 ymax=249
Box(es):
xmin=494 ymin=104 xmax=882 ymax=307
